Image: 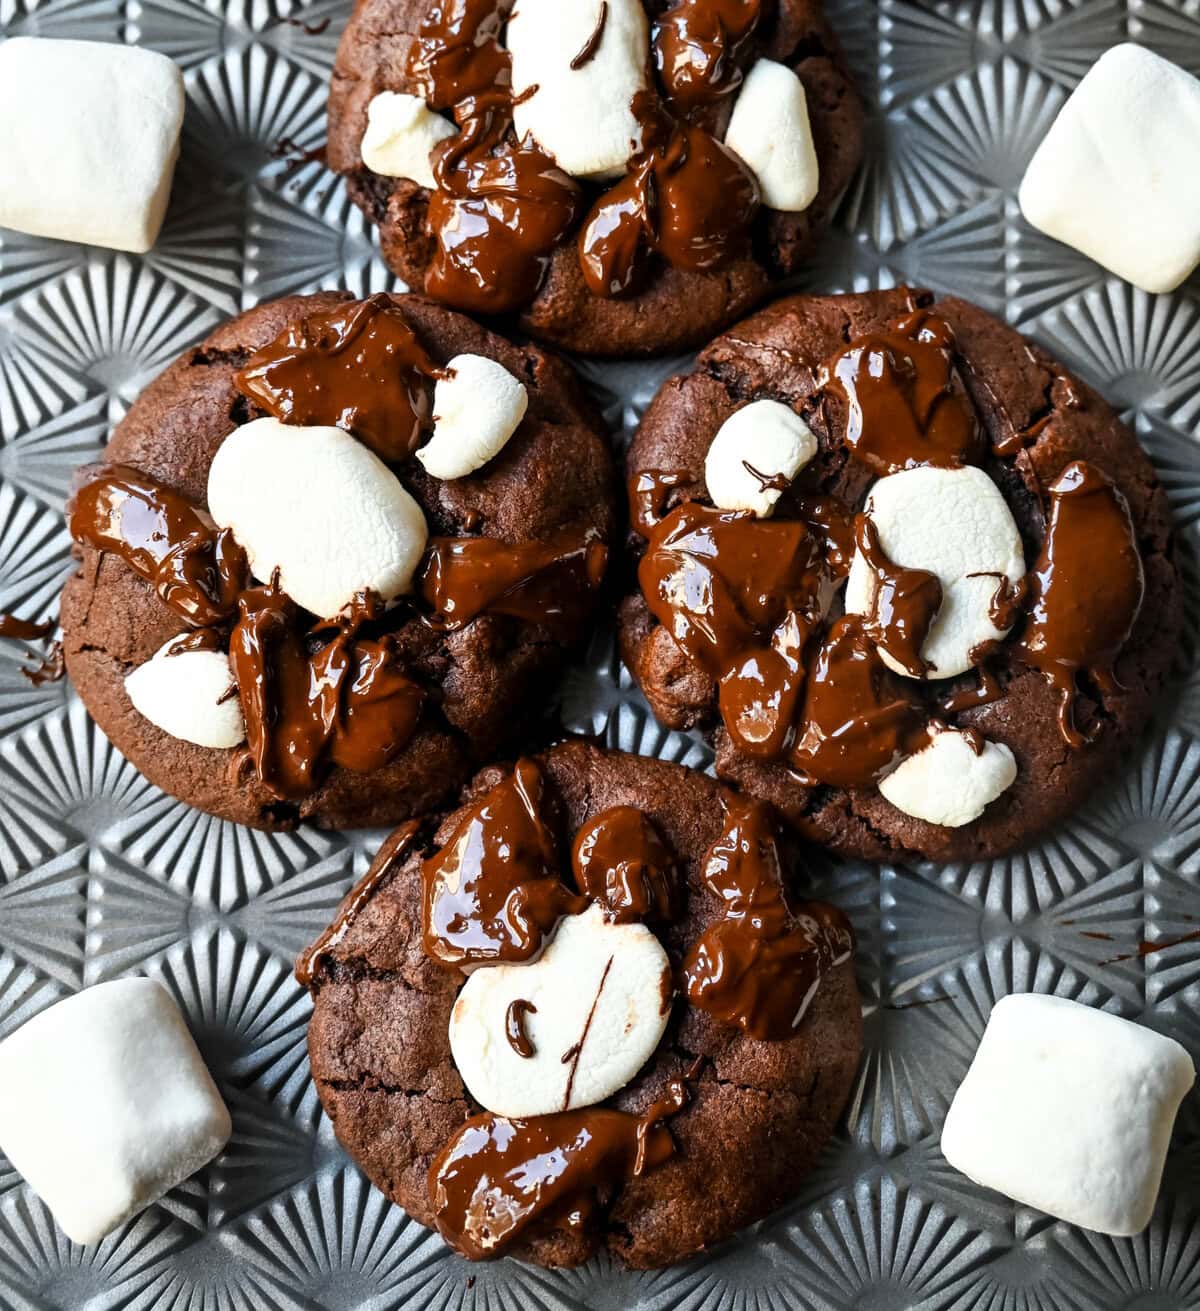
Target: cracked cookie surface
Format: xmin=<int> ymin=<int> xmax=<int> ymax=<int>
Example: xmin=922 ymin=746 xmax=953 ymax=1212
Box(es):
xmin=301 ymin=741 xmax=862 ymax=1267
xmin=618 ymin=287 xmax=1182 ymax=863
xmin=60 ymin=291 xmax=617 ymax=830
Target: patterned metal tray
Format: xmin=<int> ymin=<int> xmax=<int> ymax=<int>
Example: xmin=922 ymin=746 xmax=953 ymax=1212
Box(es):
xmin=1 ymin=2 xmax=1199 ymax=1307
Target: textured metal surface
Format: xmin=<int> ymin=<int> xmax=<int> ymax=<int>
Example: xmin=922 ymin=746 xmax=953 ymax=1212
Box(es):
xmin=0 ymin=2 xmax=1198 ymax=1307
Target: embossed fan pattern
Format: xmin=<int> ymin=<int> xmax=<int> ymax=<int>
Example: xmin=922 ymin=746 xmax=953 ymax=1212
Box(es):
xmin=1 ymin=0 xmax=1199 ymax=1306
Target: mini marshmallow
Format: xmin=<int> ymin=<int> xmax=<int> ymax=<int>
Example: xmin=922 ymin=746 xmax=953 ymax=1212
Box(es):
xmin=0 ymin=38 xmax=184 ymax=253
xmin=942 ymin=994 xmax=1194 ymax=1236
xmin=704 ymin=399 xmax=818 ymax=518
xmin=448 ymin=903 xmax=672 ymax=1119
xmin=507 ymin=0 xmax=648 ymax=180
xmin=724 ymin=59 xmax=820 ymax=213
xmin=124 ymin=638 xmax=245 ymax=750
xmin=0 ymin=979 xmax=231 ymax=1245
xmin=207 ymin=417 xmax=428 ymax=620
xmin=416 ymin=353 xmax=529 ymax=481
xmin=879 ymin=729 xmax=1016 ymax=828
xmin=845 ymin=466 xmax=1024 ymax=680
xmin=1019 ymin=44 xmax=1200 ymax=294
xmin=360 ymin=91 xmax=456 ymax=190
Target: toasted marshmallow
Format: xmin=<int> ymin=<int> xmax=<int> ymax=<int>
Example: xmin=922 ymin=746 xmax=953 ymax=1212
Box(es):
xmin=724 ymin=59 xmax=819 ymax=213
xmin=704 ymin=399 xmax=818 ymax=518
xmin=360 ymin=91 xmax=456 ymax=190
xmin=879 ymin=728 xmax=1016 ymax=828
xmin=125 ymin=638 xmax=245 ymax=750
xmin=1019 ymin=44 xmax=1200 ymax=294
xmin=0 ymin=37 xmax=184 ymax=253
xmin=507 ymin=0 xmax=648 ymax=179
xmin=417 ymin=354 xmax=528 ymax=480
xmin=0 ymin=979 xmax=231 ymax=1246
xmin=207 ymin=417 xmax=428 ymax=620
xmin=448 ymin=903 xmax=672 ymax=1118
xmin=845 ymin=466 xmax=1025 ymax=680
xmin=942 ymin=994 xmax=1195 ymax=1236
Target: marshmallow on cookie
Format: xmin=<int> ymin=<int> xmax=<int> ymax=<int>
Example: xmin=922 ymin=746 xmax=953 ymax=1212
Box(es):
xmin=125 ymin=638 xmax=245 ymax=750
xmin=705 ymin=400 xmax=819 ymax=518
xmin=724 ymin=60 xmax=820 ymax=212
xmin=880 ymin=729 xmax=1016 ymax=828
xmin=417 ymin=354 xmax=528 ymax=480
xmin=360 ymin=91 xmax=456 ymax=189
xmin=207 ymin=417 xmax=428 ymax=620
xmin=448 ymin=903 xmax=672 ymax=1119
xmin=845 ymin=466 xmax=1025 ymax=680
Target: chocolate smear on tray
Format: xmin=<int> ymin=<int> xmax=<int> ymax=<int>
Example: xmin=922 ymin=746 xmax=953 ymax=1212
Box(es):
xmin=0 ymin=614 xmax=54 ymax=640
xmin=1013 ymin=460 xmax=1144 ymax=748
xmin=823 ymin=311 xmax=985 ymax=474
xmin=234 ymin=296 xmax=442 ymax=462
xmin=429 ymin=1078 xmax=687 ymax=1259
xmin=68 ymin=465 xmax=249 ymax=627
xmin=295 ymin=821 xmax=421 ymax=987
xmin=571 ymin=806 xmax=679 ymax=923
xmin=683 ymin=794 xmax=853 ymax=1038
xmin=421 ymin=759 xmax=586 ymax=967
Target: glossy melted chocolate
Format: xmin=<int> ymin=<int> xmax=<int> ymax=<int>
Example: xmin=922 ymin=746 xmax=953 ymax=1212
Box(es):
xmin=571 ymin=806 xmax=679 ymax=923
xmin=683 ymin=794 xmax=854 ymax=1039
xmin=420 ymin=528 xmax=608 ymax=631
xmin=68 ymin=466 xmax=249 ymax=627
xmin=854 ymin=515 xmax=943 ymax=678
xmin=824 ymin=311 xmax=985 ymax=475
xmin=229 ymin=584 xmax=424 ymax=799
xmin=0 ymin=614 xmax=53 ymax=640
xmin=428 ymin=1080 xmax=686 ymax=1260
xmin=1013 ymin=460 xmax=1145 ymax=747
xmin=652 ymin=0 xmax=762 ymax=113
xmin=421 ymin=759 xmax=586 ymax=967
xmin=234 ymin=296 xmax=442 ymax=462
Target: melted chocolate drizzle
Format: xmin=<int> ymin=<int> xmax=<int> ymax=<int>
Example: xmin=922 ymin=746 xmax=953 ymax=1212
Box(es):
xmin=854 ymin=515 xmax=943 ymax=678
xmin=234 ymin=296 xmax=442 ymax=462
xmin=571 ymin=806 xmax=679 ymax=923
xmin=570 ymin=1 xmax=609 ymax=70
xmin=505 ymin=998 xmax=538 ymax=1058
xmin=1013 ymin=460 xmax=1145 ymax=747
xmin=652 ymin=0 xmax=762 ymax=114
xmin=428 ymin=1080 xmax=687 ymax=1260
xmin=229 ymin=583 xmax=424 ymax=799
xmin=421 ymin=759 xmax=586 ymax=967
xmin=823 ymin=311 xmax=985 ymax=475
xmin=420 ymin=528 xmax=608 ymax=632
xmin=683 ymin=794 xmax=854 ymax=1039
xmin=68 ymin=466 xmax=250 ymax=627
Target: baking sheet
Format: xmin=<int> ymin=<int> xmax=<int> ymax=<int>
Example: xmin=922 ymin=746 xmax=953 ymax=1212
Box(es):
xmin=1 ymin=1 xmax=1199 ymax=1306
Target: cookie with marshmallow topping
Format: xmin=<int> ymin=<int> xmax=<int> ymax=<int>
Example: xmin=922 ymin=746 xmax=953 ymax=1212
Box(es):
xmin=301 ymin=741 xmax=862 ymax=1268
xmin=620 ymin=287 xmax=1180 ymax=863
xmin=61 ymin=291 xmax=617 ymax=831
xmin=325 ymin=0 xmax=865 ymax=357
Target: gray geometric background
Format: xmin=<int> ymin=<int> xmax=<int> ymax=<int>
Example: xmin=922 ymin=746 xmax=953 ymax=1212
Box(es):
xmin=0 ymin=1 xmax=1198 ymax=1306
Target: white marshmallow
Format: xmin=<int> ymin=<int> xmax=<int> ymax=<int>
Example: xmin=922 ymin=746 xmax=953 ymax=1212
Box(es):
xmin=724 ymin=59 xmax=820 ymax=213
xmin=942 ymin=994 xmax=1194 ymax=1236
xmin=416 ymin=353 xmax=529 ymax=480
xmin=507 ymin=0 xmax=648 ymax=180
xmin=124 ymin=638 xmax=245 ymax=750
xmin=704 ymin=399 xmax=818 ymax=518
xmin=1019 ymin=44 xmax=1200 ymax=294
xmin=360 ymin=91 xmax=456 ymax=190
xmin=448 ymin=903 xmax=672 ymax=1119
xmin=0 ymin=979 xmax=231 ymax=1246
xmin=0 ymin=38 xmax=184 ymax=254
xmin=879 ymin=729 xmax=1016 ymax=828
xmin=207 ymin=417 xmax=428 ymax=620
xmin=844 ymin=466 xmax=1025 ymax=680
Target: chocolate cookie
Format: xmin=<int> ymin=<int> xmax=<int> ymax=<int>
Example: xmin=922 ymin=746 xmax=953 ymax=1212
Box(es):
xmin=326 ymin=0 xmax=864 ymax=357
xmin=300 ymin=742 xmax=862 ymax=1268
xmin=619 ymin=288 xmax=1181 ymax=863
xmin=61 ymin=292 xmax=617 ymax=830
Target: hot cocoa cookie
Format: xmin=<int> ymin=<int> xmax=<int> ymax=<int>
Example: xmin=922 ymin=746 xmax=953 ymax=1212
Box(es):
xmin=60 ymin=292 xmax=617 ymax=830
xmin=326 ymin=0 xmax=864 ymax=357
xmin=619 ymin=288 xmax=1181 ymax=863
xmin=299 ymin=742 xmax=862 ymax=1268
